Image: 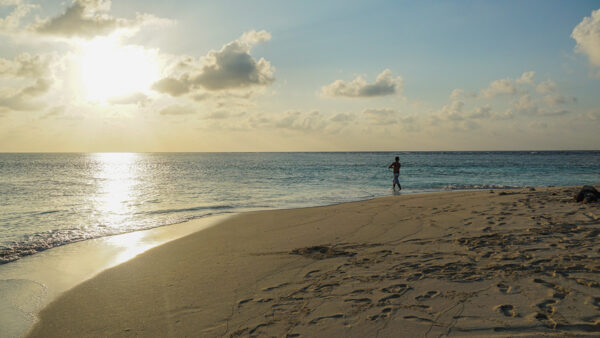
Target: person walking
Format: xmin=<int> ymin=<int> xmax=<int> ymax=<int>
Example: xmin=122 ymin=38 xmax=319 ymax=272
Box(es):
xmin=388 ymin=156 xmax=402 ymax=190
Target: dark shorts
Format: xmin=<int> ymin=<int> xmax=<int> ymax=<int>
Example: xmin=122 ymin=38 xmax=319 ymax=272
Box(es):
xmin=393 ymin=173 xmax=400 ymax=184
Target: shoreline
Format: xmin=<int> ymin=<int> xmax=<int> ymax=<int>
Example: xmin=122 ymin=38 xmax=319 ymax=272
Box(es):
xmin=1 ymin=186 xmax=520 ymax=266
xmin=0 ymin=214 xmax=232 ymax=338
xmin=26 ymin=186 xmax=600 ymax=337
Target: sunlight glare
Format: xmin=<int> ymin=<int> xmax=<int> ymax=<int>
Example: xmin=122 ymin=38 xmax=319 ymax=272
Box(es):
xmin=80 ymin=37 xmax=160 ymax=102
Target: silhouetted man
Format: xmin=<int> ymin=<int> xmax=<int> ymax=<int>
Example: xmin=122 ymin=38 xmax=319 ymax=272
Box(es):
xmin=388 ymin=156 xmax=401 ymax=190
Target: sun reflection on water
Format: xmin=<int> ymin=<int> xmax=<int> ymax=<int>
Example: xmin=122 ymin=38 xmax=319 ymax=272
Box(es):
xmin=91 ymin=153 xmax=142 ymax=230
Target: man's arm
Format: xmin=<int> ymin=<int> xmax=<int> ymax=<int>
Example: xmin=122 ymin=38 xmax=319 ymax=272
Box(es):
xmin=388 ymin=163 xmax=393 ymax=168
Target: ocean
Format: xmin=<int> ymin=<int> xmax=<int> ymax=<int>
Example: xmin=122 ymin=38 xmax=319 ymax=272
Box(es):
xmin=1 ymin=151 xmax=599 ymax=264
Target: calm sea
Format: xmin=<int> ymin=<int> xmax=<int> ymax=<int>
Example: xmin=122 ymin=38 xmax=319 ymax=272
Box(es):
xmin=1 ymin=151 xmax=599 ymax=263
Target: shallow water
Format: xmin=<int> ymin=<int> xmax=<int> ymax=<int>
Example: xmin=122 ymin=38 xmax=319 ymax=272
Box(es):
xmin=1 ymin=151 xmax=599 ymax=263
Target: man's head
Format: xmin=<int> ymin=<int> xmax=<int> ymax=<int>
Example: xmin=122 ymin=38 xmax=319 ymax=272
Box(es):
xmin=395 ymin=156 xmax=399 ymax=162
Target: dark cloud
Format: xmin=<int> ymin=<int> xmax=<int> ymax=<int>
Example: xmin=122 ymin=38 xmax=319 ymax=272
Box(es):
xmin=322 ymin=69 xmax=402 ymax=98
xmin=35 ymin=0 xmax=169 ymax=38
xmin=152 ymin=30 xmax=274 ymax=96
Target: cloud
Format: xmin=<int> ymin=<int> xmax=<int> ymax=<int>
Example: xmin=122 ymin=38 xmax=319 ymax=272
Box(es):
xmin=536 ymin=79 xmax=557 ymax=93
xmin=468 ymin=105 xmax=492 ymax=119
xmin=0 ymin=78 xmax=52 ymax=111
xmin=322 ymin=69 xmax=403 ymax=98
xmin=34 ymin=0 xmax=170 ymax=39
xmin=240 ymin=30 xmax=271 ymax=44
xmin=450 ymin=88 xmax=477 ymax=99
xmin=511 ymin=94 xmax=538 ymax=115
xmin=480 ymin=71 xmax=534 ymax=98
xmin=159 ymin=105 xmax=196 ymax=115
xmin=108 ymin=92 xmax=149 ymax=105
xmin=0 ymin=53 xmax=52 ymax=78
xmin=362 ymin=108 xmax=400 ymax=125
xmin=273 ymin=110 xmax=325 ymax=132
xmin=543 ymin=94 xmax=576 ymax=107
xmin=572 ymin=8 xmax=600 ymax=72
xmin=151 ymin=77 xmax=189 ymax=97
xmin=153 ymin=30 xmax=274 ymax=96
xmin=41 ymin=105 xmax=64 ymax=119
xmin=200 ymin=111 xmax=245 ymax=120
xmin=330 ymin=112 xmax=355 ymax=123
xmin=449 ymin=88 xmax=463 ymax=99
xmin=481 ymin=78 xmax=517 ymax=98
xmin=0 ymin=53 xmax=54 ymax=112
xmin=0 ymin=0 xmax=37 ymax=33
xmin=516 ymin=71 xmax=535 ymax=85
xmin=437 ymin=100 xmax=465 ymax=121
xmin=587 ymin=109 xmax=600 ymax=120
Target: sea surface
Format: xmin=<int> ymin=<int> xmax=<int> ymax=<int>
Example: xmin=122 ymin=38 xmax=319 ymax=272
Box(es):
xmin=1 ymin=151 xmax=599 ymax=263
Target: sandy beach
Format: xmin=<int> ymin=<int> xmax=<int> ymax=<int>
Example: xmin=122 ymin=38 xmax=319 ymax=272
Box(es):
xmin=27 ymin=187 xmax=600 ymax=337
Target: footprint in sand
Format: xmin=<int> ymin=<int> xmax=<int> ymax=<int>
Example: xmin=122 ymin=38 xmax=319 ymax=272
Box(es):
xmin=378 ymin=293 xmax=402 ymax=305
xmin=309 ymin=314 xmax=343 ymax=325
xmin=237 ymin=298 xmax=253 ymax=307
xmin=533 ymin=278 xmax=555 ymax=289
xmin=415 ymin=290 xmax=440 ymax=301
xmin=369 ymin=307 xmax=393 ymax=321
xmin=381 ymin=283 xmax=411 ymax=294
xmin=495 ymin=304 xmax=518 ymax=317
xmin=537 ymin=299 xmax=557 ymax=314
xmin=344 ymin=298 xmax=372 ymax=305
xmin=262 ymin=282 xmax=290 ymax=292
xmin=407 ymin=272 xmax=423 ymax=281
xmin=497 ymin=283 xmax=511 ymax=294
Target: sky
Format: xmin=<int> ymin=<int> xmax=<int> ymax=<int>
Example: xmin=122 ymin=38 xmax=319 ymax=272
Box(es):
xmin=0 ymin=0 xmax=599 ymax=152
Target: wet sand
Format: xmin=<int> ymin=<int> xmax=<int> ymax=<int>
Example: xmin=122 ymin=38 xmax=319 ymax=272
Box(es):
xmin=28 ymin=187 xmax=600 ymax=337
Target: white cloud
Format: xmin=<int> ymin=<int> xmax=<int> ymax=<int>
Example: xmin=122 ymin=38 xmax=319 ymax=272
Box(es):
xmin=481 ymin=71 xmax=534 ymax=98
xmin=362 ymin=108 xmax=399 ymax=125
xmin=572 ymin=8 xmax=600 ymax=73
xmin=449 ymin=88 xmax=463 ymax=99
xmin=516 ymin=71 xmax=535 ymax=85
xmin=0 ymin=53 xmax=54 ymax=112
xmin=536 ymin=79 xmax=558 ymax=93
xmin=272 ymin=110 xmax=326 ymax=132
xmin=0 ymin=0 xmax=37 ymax=33
xmin=511 ymin=94 xmax=538 ymax=115
xmin=468 ymin=105 xmax=492 ymax=119
xmin=240 ymin=29 xmax=272 ymax=44
xmin=330 ymin=112 xmax=355 ymax=123
xmin=481 ymin=78 xmax=517 ymax=98
xmin=322 ymin=69 xmax=403 ymax=98
xmin=153 ymin=30 xmax=274 ymax=95
xmin=34 ymin=0 xmax=170 ymax=39
xmin=587 ymin=109 xmax=600 ymax=120
xmin=543 ymin=94 xmax=576 ymax=107
xmin=0 ymin=53 xmax=52 ymax=78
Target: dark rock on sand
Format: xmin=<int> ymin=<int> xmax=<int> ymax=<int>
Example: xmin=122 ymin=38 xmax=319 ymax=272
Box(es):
xmin=575 ymin=185 xmax=600 ymax=203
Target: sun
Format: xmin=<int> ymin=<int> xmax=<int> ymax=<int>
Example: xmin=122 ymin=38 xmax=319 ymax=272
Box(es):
xmin=79 ymin=37 xmax=160 ymax=102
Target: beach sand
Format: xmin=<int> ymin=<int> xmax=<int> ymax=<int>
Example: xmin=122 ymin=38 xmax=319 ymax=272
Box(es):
xmin=27 ymin=187 xmax=600 ymax=337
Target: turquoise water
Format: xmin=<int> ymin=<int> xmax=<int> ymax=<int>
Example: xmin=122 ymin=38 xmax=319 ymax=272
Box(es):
xmin=1 ymin=151 xmax=599 ymax=263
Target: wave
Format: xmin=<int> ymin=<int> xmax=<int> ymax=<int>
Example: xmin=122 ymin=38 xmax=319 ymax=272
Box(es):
xmin=142 ymin=205 xmax=234 ymax=215
xmin=440 ymin=184 xmax=520 ymax=191
xmin=0 ymin=209 xmax=234 ymax=265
